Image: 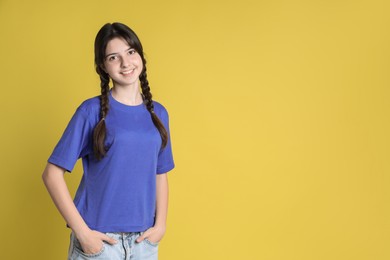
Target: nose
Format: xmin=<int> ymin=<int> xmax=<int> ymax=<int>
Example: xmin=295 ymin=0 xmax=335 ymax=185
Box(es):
xmin=121 ymin=56 xmax=130 ymax=68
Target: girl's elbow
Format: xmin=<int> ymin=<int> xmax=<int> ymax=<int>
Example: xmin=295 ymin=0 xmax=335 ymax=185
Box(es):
xmin=42 ymin=164 xmax=52 ymax=185
xmin=42 ymin=163 xmax=65 ymax=183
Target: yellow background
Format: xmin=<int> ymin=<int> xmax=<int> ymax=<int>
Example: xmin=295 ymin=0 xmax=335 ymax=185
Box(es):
xmin=0 ymin=0 xmax=389 ymax=259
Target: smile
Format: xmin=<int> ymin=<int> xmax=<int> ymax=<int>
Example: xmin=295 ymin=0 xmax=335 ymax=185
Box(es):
xmin=121 ymin=69 xmax=135 ymax=75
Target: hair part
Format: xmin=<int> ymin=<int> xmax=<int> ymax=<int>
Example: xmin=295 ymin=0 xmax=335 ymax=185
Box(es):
xmin=93 ymin=22 xmax=168 ymax=160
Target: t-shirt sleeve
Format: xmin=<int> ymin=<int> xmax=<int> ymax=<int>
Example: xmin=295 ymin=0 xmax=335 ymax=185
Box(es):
xmin=48 ymin=107 xmax=93 ymax=172
xmin=156 ymin=108 xmax=175 ymax=174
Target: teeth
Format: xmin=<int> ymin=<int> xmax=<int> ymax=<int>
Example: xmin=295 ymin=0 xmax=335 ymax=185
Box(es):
xmin=122 ymin=69 xmax=134 ymax=75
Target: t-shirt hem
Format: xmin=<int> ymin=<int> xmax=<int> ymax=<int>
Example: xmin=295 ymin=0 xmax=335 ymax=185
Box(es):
xmin=48 ymin=156 xmax=74 ymax=173
xmin=157 ymin=163 xmax=175 ymax=174
xmin=85 ymin=223 xmax=155 ymax=233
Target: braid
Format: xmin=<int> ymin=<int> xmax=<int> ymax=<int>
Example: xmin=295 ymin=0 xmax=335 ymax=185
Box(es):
xmin=139 ymin=67 xmax=168 ymax=148
xmin=93 ymin=67 xmax=110 ymax=160
xmin=99 ymin=73 xmax=110 ymax=119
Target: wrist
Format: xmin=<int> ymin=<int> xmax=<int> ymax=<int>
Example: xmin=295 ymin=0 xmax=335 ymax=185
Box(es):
xmin=153 ymin=222 xmax=166 ymax=230
xmin=72 ymin=225 xmax=91 ymax=241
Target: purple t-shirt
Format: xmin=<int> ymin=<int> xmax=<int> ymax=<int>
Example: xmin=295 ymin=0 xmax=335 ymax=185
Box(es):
xmin=48 ymin=91 xmax=174 ymax=232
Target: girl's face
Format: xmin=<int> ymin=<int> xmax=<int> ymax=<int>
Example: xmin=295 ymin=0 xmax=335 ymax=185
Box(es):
xmin=103 ymin=37 xmax=143 ymax=88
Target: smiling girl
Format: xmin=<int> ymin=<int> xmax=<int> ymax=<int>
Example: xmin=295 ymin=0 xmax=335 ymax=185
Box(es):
xmin=42 ymin=22 xmax=174 ymax=260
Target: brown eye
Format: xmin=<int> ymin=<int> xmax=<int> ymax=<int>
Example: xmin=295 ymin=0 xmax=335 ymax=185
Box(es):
xmin=108 ymin=55 xmax=117 ymax=61
xmin=129 ymin=49 xmax=136 ymax=55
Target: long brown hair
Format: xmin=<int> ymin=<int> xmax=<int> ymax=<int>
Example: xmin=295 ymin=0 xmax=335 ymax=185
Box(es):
xmin=93 ymin=22 xmax=168 ymax=160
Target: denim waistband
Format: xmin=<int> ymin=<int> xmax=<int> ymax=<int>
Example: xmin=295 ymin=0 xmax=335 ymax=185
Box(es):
xmin=105 ymin=232 xmax=143 ymax=239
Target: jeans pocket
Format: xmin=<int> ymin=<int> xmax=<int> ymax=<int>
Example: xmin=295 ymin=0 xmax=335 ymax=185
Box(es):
xmin=144 ymin=238 xmax=159 ymax=247
xmin=73 ymin=235 xmax=105 ymax=258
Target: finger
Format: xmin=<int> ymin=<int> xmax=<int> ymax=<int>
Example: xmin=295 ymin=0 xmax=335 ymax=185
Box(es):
xmin=101 ymin=234 xmax=117 ymax=245
xmin=136 ymin=231 xmax=150 ymax=243
xmin=136 ymin=235 xmax=145 ymax=243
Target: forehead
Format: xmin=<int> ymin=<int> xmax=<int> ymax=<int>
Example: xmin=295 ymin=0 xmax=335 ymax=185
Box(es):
xmin=105 ymin=37 xmax=131 ymax=54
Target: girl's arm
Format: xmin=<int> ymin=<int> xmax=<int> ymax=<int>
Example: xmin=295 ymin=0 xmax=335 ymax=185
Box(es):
xmin=42 ymin=162 xmax=116 ymax=253
xmin=137 ymin=173 xmax=169 ymax=243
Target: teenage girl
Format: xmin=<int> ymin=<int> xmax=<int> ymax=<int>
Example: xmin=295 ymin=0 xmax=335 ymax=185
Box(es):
xmin=42 ymin=22 xmax=175 ymax=260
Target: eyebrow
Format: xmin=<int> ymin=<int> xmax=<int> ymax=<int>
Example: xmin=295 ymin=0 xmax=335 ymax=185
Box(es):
xmin=105 ymin=47 xmax=133 ymax=59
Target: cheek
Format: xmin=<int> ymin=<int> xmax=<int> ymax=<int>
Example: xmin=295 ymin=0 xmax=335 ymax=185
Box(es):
xmin=135 ymin=54 xmax=144 ymax=68
xmin=104 ymin=63 xmax=117 ymax=75
xmin=103 ymin=62 xmax=112 ymax=72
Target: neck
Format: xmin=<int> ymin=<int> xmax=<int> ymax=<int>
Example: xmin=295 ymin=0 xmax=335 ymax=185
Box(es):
xmin=111 ymin=83 xmax=143 ymax=106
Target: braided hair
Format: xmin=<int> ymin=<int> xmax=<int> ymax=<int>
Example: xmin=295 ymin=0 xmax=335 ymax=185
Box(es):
xmin=93 ymin=22 xmax=168 ymax=160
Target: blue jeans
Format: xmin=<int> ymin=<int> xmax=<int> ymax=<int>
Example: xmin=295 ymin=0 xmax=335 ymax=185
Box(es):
xmin=68 ymin=232 xmax=158 ymax=260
